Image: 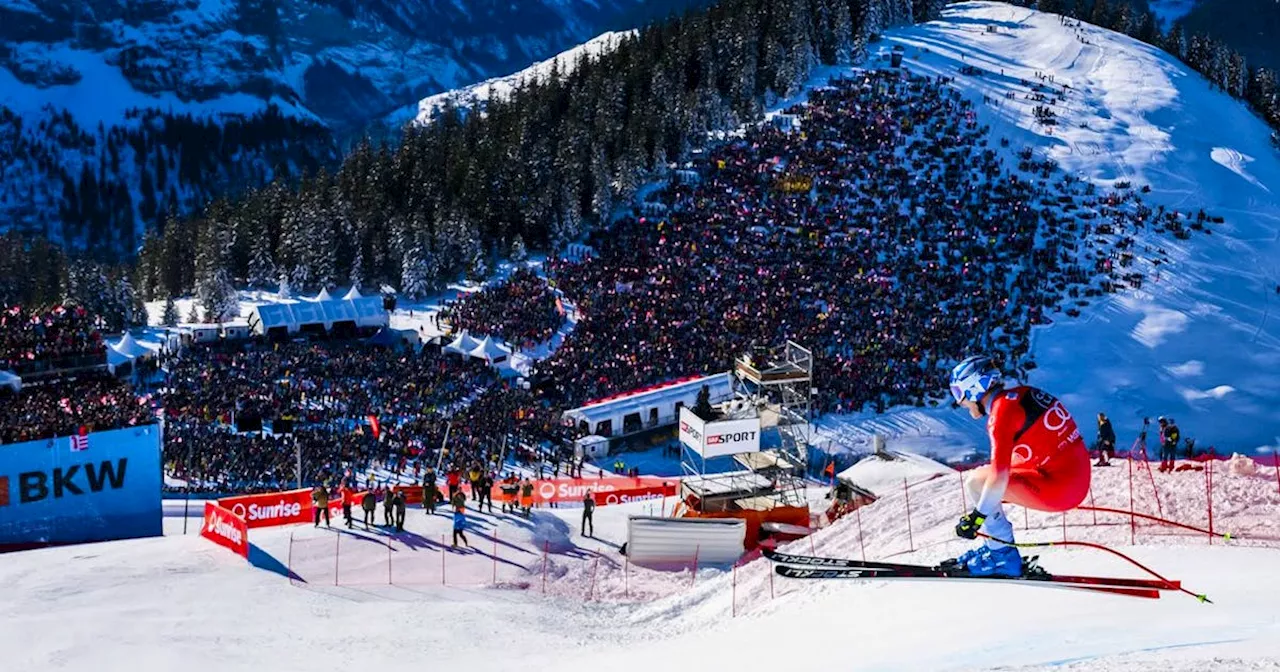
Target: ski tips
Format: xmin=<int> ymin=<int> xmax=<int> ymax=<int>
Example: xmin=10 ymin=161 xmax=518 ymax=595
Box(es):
xmin=1196 ymin=593 xmax=1213 ymax=604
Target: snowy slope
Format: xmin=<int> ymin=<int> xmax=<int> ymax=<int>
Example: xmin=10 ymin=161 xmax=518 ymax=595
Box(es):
xmin=819 ymin=0 xmax=1280 ymax=461
xmin=9 ymin=442 xmax=1280 ymax=670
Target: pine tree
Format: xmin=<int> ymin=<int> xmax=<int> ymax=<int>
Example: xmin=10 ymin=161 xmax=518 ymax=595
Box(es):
xmin=186 ymin=301 xmax=202 ymax=324
xmin=400 ymin=243 xmax=430 ymax=299
xmin=509 ymin=234 xmax=529 ymax=263
xmin=161 ymin=296 xmax=180 ymax=326
xmin=247 ymin=233 xmax=277 ymax=289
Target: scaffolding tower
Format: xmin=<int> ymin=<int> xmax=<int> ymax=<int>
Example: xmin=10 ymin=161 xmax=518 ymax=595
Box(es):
xmin=729 ymin=340 xmax=814 ymax=508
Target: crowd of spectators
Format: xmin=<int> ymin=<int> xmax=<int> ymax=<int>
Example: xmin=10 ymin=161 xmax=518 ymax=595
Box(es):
xmin=537 ymin=69 xmax=1201 ymax=414
xmin=0 ymin=304 xmax=106 ymax=375
xmin=439 ymin=269 xmax=563 ymax=349
xmin=0 ymin=374 xmax=154 ymax=445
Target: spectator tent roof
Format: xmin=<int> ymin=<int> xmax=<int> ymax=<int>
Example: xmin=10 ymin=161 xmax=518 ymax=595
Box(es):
xmin=468 ymin=335 xmax=511 ymax=364
xmin=249 ymin=297 xmax=388 ymax=334
xmin=444 ymin=331 xmax=481 ymax=356
xmin=342 ymin=286 xmax=363 ymax=300
xmin=111 ymin=333 xmax=154 ymax=359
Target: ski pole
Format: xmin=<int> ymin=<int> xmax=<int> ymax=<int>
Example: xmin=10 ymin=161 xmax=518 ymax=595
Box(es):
xmin=977 ymin=532 xmax=1211 ymax=603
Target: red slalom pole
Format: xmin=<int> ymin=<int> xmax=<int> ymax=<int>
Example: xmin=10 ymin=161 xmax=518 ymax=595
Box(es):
xmin=959 ymin=471 xmax=967 ymax=515
xmin=334 ymin=530 xmax=340 ymax=586
xmin=979 ymin=533 xmax=1212 ymax=603
xmin=624 ymin=554 xmax=630 ymax=598
xmin=1273 ymin=452 xmax=1280 ymax=495
xmin=1077 ymin=506 xmax=1230 ymax=538
xmin=287 ymin=532 xmax=295 ymax=586
xmin=903 ymin=478 xmax=914 ymax=552
xmin=768 ymin=558 xmax=775 ymax=599
xmin=1061 ymin=511 xmax=1067 ymax=542
xmin=690 ymin=545 xmax=700 ymax=588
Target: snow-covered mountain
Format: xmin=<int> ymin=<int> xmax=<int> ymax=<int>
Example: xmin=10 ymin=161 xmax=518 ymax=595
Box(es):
xmin=0 ymin=0 xmax=711 ymax=251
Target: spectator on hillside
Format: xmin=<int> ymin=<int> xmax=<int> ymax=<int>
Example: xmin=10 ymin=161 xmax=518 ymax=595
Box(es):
xmin=393 ymin=490 xmax=407 ymax=531
xmin=1158 ymin=417 xmax=1181 ymax=472
xmin=361 ymin=491 xmax=376 ymax=530
xmin=452 ymin=503 xmax=469 ymax=548
xmin=311 ymin=484 xmax=330 ymax=527
xmin=1095 ymin=412 xmax=1115 ymax=466
xmin=582 ymin=490 xmax=596 ymax=537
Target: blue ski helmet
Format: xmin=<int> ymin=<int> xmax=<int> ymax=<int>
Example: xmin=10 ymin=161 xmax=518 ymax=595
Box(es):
xmin=949 ymin=355 xmax=1002 ymax=405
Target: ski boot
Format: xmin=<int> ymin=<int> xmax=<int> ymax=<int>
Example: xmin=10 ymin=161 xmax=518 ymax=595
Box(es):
xmin=939 ymin=545 xmax=990 ymax=572
xmin=964 ymin=545 xmax=1023 ymax=577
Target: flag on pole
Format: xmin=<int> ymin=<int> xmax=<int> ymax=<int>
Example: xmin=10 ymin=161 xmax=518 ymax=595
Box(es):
xmin=367 ymin=415 xmax=381 ymax=440
xmin=823 ymin=461 xmax=835 ymax=478
xmin=71 ymin=428 xmax=90 ymax=452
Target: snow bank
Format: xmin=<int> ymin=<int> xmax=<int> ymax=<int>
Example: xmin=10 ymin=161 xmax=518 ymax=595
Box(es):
xmin=838 ymin=451 xmax=957 ymax=495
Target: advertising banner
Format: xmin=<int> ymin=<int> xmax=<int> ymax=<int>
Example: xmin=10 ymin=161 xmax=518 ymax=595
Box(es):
xmin=701 ymin=416 xmax=762 ymax=458
xmin=530 ymin=477 xmax=678 ymax=506
xmin=200 ymin=501 xmax=248 ymax=558
xmin=217 ymin=487 xmax=343 ymax=529
xmin=678 ymin=407 xmax=706 ymax=453
xmin=0 ymin=424 xmax=163 ymax=545
xmin=679 ymin=408 xmax=761 ymax=458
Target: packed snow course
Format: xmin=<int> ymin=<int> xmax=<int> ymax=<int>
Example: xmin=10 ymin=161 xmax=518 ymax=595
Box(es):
xmin=9 ymin=3 xmax=1280 ymax=670
xmin=7 ymin=453 xmax=1280 ymax=670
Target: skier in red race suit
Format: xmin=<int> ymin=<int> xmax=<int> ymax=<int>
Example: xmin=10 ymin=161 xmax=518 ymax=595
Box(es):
xmin=946 ymin=355 xmax=1092 ymax=576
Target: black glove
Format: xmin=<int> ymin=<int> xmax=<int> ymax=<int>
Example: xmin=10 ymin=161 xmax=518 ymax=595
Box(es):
xmin=955 ymin=509 xmax=986 ymax=539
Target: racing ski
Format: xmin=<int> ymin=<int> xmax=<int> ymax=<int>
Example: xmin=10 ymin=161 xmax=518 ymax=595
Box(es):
xmin=772 ymin=565 xmax=1163 ymax=599
xmin=762 ymin=548 xmax=1181 ymax=592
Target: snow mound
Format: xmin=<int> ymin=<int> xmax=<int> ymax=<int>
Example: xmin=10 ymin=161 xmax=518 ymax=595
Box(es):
xmin=838 ymin=451 xmax=957 ymax=495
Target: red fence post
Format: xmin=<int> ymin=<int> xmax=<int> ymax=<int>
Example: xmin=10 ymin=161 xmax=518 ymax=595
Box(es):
xmin=732 ymin=562 xmax=738 ymax=618
xmin=541 ymin=540 xmax=549 ymax=595
xmin=903 ymin=478 xmax=914 ymax=552
xmin=1140 ymin=442 xmax=1164 ymax=519
xmin=1274 ymin=452 xmax=1280 ymax=496
xmin=1128 ymin=452 xmax=1136 ymax=545
xmin=855 ymin=503 xmax=866 ymax=562
xmin=1088 ymin=486 xmax=1097 ymax=526
xmin=1206 ymin=456 xmax=1215 ymax=545
xmin=588 ymin=557 xmax=599 ymax=601
xmin=334 ymin=530 xmax=340 ymax=586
